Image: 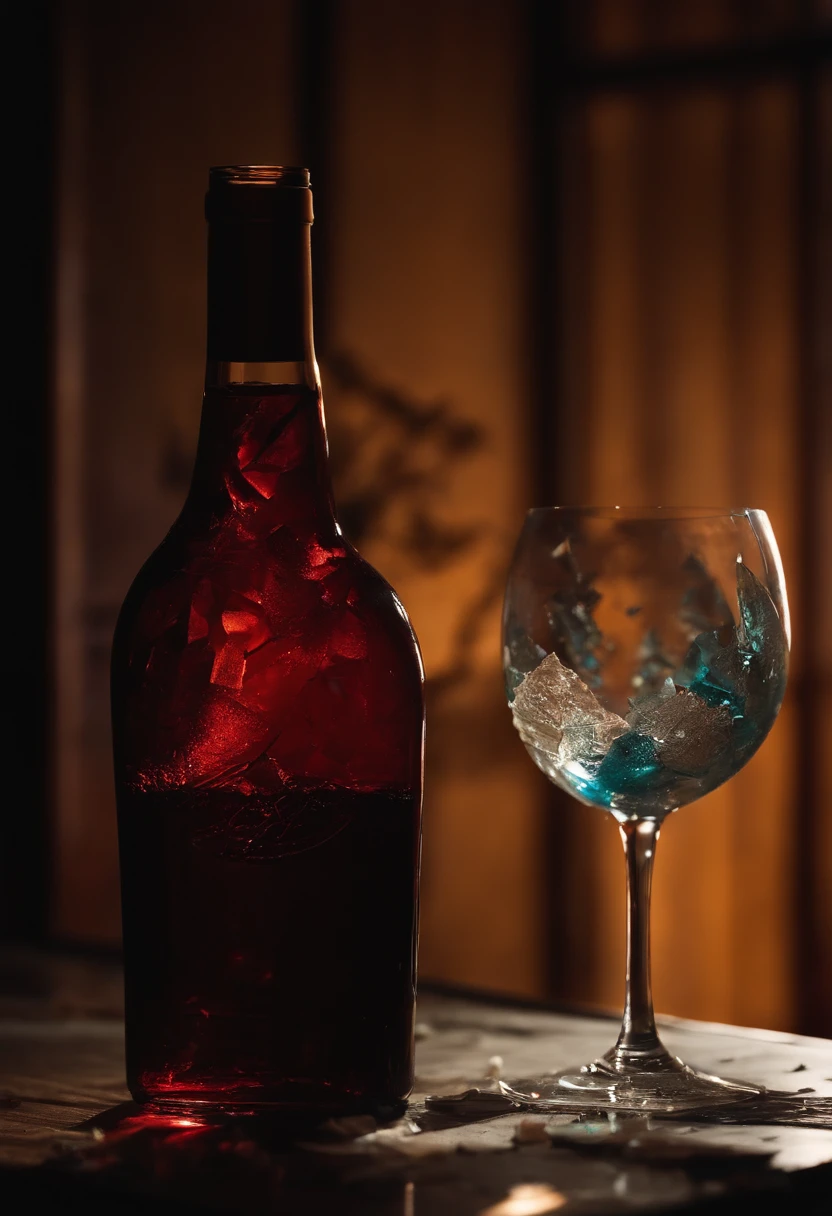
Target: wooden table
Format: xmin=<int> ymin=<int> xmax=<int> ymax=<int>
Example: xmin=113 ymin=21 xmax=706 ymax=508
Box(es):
xmin=1 ymin=949 xmax=830 ymax=1213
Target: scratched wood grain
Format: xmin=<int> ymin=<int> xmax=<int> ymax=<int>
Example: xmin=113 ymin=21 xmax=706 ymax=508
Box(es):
xmin=1 ymin=951 xmax=830 ymax=1212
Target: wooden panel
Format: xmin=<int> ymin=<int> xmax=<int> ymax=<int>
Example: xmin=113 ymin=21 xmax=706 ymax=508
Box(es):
xmin=559 ymin=84 xmax=801 ymax=1029
xmin=53 ymin=0 xmax=300 ymax=941
xmin=53 ymin=0 xmax=545 ymax=994
xmin=327 ymin=0 xmax=544 ymax=996
xmin=799 ymin=64 xmax=832 ymax=1036
xmin=571 ymin=0 xmax=805 ymax=55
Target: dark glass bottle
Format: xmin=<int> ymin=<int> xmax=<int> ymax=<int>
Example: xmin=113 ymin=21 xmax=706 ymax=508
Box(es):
xmin=111 ymin=167 xmax=424 ymax=1117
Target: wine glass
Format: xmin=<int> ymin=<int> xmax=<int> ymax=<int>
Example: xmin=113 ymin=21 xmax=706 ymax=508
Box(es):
xmin=502 ymin=507 xmax=789 ymax=1112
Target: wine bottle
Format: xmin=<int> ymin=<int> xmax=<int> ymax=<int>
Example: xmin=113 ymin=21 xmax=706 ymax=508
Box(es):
xmin=111 ymin=167 xmax=425 ymax=1117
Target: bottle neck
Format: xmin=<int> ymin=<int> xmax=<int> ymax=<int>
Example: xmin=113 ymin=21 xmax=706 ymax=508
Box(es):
xmin=191 ymin=211 xmax=333 ymax=531
xmin=206 ymin=222 xmax=318 ymax=381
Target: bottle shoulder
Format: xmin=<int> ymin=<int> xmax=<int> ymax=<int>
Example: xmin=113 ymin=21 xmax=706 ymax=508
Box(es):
xmin=114 ymin=520 xmax=422 ymax=675
xmin=112 ymin=522 xmax=424 ymax=794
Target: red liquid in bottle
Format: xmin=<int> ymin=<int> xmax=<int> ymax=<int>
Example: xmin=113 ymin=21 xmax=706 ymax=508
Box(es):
xmin=111 ymin=174 xmax=424 ymax=1116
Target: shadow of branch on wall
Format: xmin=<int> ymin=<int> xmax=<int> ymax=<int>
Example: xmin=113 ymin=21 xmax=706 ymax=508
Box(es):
xmin=325 ymin=350 xmax=483 ymax=556
xmin=325 ymin=352 xmax=509 ymax=714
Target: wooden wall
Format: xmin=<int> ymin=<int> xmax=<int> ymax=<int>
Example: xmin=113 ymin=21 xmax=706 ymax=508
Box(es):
xmin=51 ymin=0 xmax=831 ymax=1033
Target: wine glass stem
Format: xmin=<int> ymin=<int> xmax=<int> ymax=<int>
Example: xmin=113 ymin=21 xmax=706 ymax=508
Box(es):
xmin=610 ymin=818 xmax=667 ymax=1067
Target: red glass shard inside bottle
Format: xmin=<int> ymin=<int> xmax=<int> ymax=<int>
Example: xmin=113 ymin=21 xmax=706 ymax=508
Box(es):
xmin=111 ymin=169 xmax=424 ymax=1116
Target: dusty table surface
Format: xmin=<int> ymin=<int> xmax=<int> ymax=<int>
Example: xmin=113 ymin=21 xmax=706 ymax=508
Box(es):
xmin=1 ymin=948 xmax=830 ymax=1214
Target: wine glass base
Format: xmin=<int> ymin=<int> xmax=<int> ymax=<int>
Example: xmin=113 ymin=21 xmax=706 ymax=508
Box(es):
xmin=499 ymin=1053 xmax=761 ymax=1114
